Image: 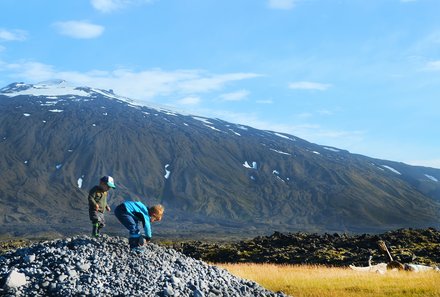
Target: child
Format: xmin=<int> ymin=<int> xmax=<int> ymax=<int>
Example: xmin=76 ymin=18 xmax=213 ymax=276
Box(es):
xmin=88 ymin=176 xmax=115 ymax=237
xmin=114 ymin=200 xmax=164 ymax=251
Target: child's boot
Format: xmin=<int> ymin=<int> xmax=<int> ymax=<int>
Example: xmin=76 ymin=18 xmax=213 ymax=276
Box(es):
xmin=129 ymin=237 xmax=138 ymax=249
xmin=97 ymin=223 xmax=104 ymax=236
xmin=92 ymin=222 xmax=100 ymax=237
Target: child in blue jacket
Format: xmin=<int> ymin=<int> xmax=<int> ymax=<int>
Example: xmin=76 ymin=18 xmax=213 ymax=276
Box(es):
xmin=114 ymin=200 xmax=164 ymax=251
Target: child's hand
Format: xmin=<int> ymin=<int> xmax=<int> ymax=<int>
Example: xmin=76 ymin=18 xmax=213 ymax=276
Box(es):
xmin=106 ymin=205 xmax=111 ymax=212
xmin=95 ymin=204 xmax=99 ymax=211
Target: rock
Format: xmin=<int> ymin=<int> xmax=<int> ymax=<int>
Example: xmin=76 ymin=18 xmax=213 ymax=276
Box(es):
xmin=0 ymin=235 xmax=287 ymax=296
xmin=58 ymin=274 xmax=68 ymax=282
xmin=67 ymin=269 xmax=78 ymax=278
xmin=163 ymin=286 xmax=175 ymax=296
xmin=24 ymin=254 xmax=35 ymax=263
xmin=193 ymin=288 xmax=205 ymax=297
xmin=4 ymin=269 xmax=27 ymax=288
xmin=77 ymin=263 xmax=90 ymax=272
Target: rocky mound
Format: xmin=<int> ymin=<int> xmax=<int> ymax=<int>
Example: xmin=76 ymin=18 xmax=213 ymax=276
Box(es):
xmin=0 ymin=235 xmax=287 ymax=297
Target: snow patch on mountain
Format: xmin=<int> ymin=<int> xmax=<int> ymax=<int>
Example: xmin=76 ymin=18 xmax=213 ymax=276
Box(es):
xmin=0 ymin=81 xmax=140 ymax=108
xmin=204 ymin=124 xmax=222 ymax=132
xmin=192 ymin=116 xmax=212 ymax=125
xmin=243 ymin=161 xmax=257 ymax=169
xmin=381 ymin=165 xmax=401 ymax=175
xmin=425 ymin=174 xmax=438 ymax=182
xmin=1 ymin=81 xmax=91 ymax=97
xmin=77 ymin=177 xmax=83 ymax=188
xmin=270 ymin=148 xmax=291 ymax=156
xmin=40 ymin=101 xmax=58 ymax=106
xmin=271 ymin=132 xmax=296 ymax=141
xmin=323 ymin=146 xmax=340 ymax=152
xmin=272 ymin=170 xmax=286 ymax=182
xmin=229 ymin=129 xmax=241 ymax=136
xmin=164 ymin=164 xmax=171 ymax=179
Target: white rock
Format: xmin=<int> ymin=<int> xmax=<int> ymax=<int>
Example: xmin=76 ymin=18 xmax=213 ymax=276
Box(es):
xmin=24 ymin=254 xmax=36 ymax=263
xmin=5 ymin=269 xmax=27 ymax=288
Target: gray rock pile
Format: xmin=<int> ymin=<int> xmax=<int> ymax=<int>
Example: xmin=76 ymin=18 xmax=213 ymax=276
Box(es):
xmin=0 ymin=235 xmax=288 ymax=296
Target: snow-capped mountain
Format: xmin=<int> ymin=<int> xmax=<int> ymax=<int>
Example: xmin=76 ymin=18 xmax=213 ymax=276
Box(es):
xmin=1 ymin=81 xmax=439 ymax=237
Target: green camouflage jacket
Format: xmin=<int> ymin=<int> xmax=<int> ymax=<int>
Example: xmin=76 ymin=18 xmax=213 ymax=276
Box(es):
xmin=88 ymin=186 xmax=108 ymax=212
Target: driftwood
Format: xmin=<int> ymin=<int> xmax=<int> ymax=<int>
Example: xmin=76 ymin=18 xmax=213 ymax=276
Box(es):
xmin=349 ymin=241 xmax=439 ymax=273
xmin=377 ymin=240 xmax=393 ymax=262
xmin=377 ymin=240 xmax=405 ymax=270
xmin=349 ymin=262 xmax=437 ymax=273
xmin=349 ymin=255 xmax=387 ymax=274
xmin=349 ymin=262 xmax=388 ymax=274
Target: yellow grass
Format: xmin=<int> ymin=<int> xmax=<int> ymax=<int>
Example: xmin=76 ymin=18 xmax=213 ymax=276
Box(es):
xmin=217 ymin=263 xmax=440 ymax=297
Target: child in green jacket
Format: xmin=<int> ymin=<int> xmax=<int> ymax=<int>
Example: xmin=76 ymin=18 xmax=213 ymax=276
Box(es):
xmin=88 ymin=176 xmax=115 ymax=237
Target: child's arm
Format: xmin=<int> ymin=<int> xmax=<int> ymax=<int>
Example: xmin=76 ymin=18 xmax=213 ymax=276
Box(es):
xmin=143 ymin=219 xmax=152 ymax=240
xmin=87 ymin=189 xmax=99 ymax=210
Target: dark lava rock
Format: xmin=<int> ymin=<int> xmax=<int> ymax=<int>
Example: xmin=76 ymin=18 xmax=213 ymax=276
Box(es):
xmin=175 ymin=228 xmax=440 ymax=266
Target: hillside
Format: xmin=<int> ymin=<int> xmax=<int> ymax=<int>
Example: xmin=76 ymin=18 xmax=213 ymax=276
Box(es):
xmin=0 ymin=80 xmax=439 ymax=237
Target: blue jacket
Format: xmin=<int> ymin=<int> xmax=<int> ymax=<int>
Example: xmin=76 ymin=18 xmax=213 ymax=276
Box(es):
xmin=123 ymin=201 xmax=152 ymax=239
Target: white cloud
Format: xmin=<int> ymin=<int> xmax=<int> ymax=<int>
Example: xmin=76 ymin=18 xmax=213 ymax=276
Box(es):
xmin=189 ymin=106 xmax=363 ymax=149
xmin=424 ymin=60 xmax=440 ymax=71
xmin=0 ymin=29 xmax=27 ymax=41
xmin=295 ymin=109 xmax=333 ymax=120
xmin=0 ymin=61 xmax=55 ymax=82
xmin=53 ymin=21 xmax=104 ymax=39
xmin=177 ymin=96 xmax=201 ymax=105
xmin=296 ymin=112 xmax=312 ymax=119
xmin=317 ymin=109 xmax=333 ymax=115
xmin=91 ymin=0 xmax=121 ymax=12
xmin=177 ymin=73 xmax=261 ymax=93
xmin=219 ymin=90 xmax=249 ymax=101
xmin=288 ymin=81 xmax=332 ymax=91
xmin=313 ymin=129 xmax=364 ymax=139
xmin=0 ymin=61 xmax=260 ymax=103
xmin=268 ymin=0 xmax=296 ymax=10
xmin=91 ymin=0 xmax=152 ymax=13
xmin=256 ymin=99 xmax=273 ymax=104
xmin=406 ymin=159 xmax=440 ymax=169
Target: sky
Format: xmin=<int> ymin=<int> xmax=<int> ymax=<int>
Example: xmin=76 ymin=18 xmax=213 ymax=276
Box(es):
xmin=1 ymin=0 xmax=439 ymax=168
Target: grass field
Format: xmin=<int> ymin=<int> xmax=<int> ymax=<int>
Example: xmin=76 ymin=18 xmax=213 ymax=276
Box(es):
xmin=217 ymin=263 xmax=440 ymax=297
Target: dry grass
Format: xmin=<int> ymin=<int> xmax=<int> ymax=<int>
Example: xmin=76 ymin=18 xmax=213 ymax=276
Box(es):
xmin=217 ymin=263 xmax=440 ymax=297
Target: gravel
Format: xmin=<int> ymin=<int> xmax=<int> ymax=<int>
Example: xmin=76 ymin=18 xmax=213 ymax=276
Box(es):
xmin=0 ymin=235 xmax=289 ymax=296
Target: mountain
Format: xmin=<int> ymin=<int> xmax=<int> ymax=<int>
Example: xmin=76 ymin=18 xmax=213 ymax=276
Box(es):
xmin=1 ymin=80 xmax=439 ymax=238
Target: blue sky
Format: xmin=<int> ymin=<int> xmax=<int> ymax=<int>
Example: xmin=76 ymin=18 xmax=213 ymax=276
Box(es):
xmin=1 ymin=0 xmax=439 ymax=168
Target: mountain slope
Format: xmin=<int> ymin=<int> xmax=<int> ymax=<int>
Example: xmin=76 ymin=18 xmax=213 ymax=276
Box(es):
xmin=1 ymin=81 xmax=439 ymax=237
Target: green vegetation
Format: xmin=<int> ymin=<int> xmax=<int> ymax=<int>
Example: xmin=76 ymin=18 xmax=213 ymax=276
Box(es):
xmin=0 ymin=238 xmax=33 ymax=253
xmin=173 ymin=228 xmax=440 ymax=266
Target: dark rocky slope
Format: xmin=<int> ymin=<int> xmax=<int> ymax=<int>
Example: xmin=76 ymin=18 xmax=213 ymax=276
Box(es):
xmin=1 ymin=81 xmax=440 ymax=237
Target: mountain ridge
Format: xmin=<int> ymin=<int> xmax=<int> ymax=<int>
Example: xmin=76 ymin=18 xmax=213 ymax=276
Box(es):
xmin=1 ymin=81 xmax=439 ymax=237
